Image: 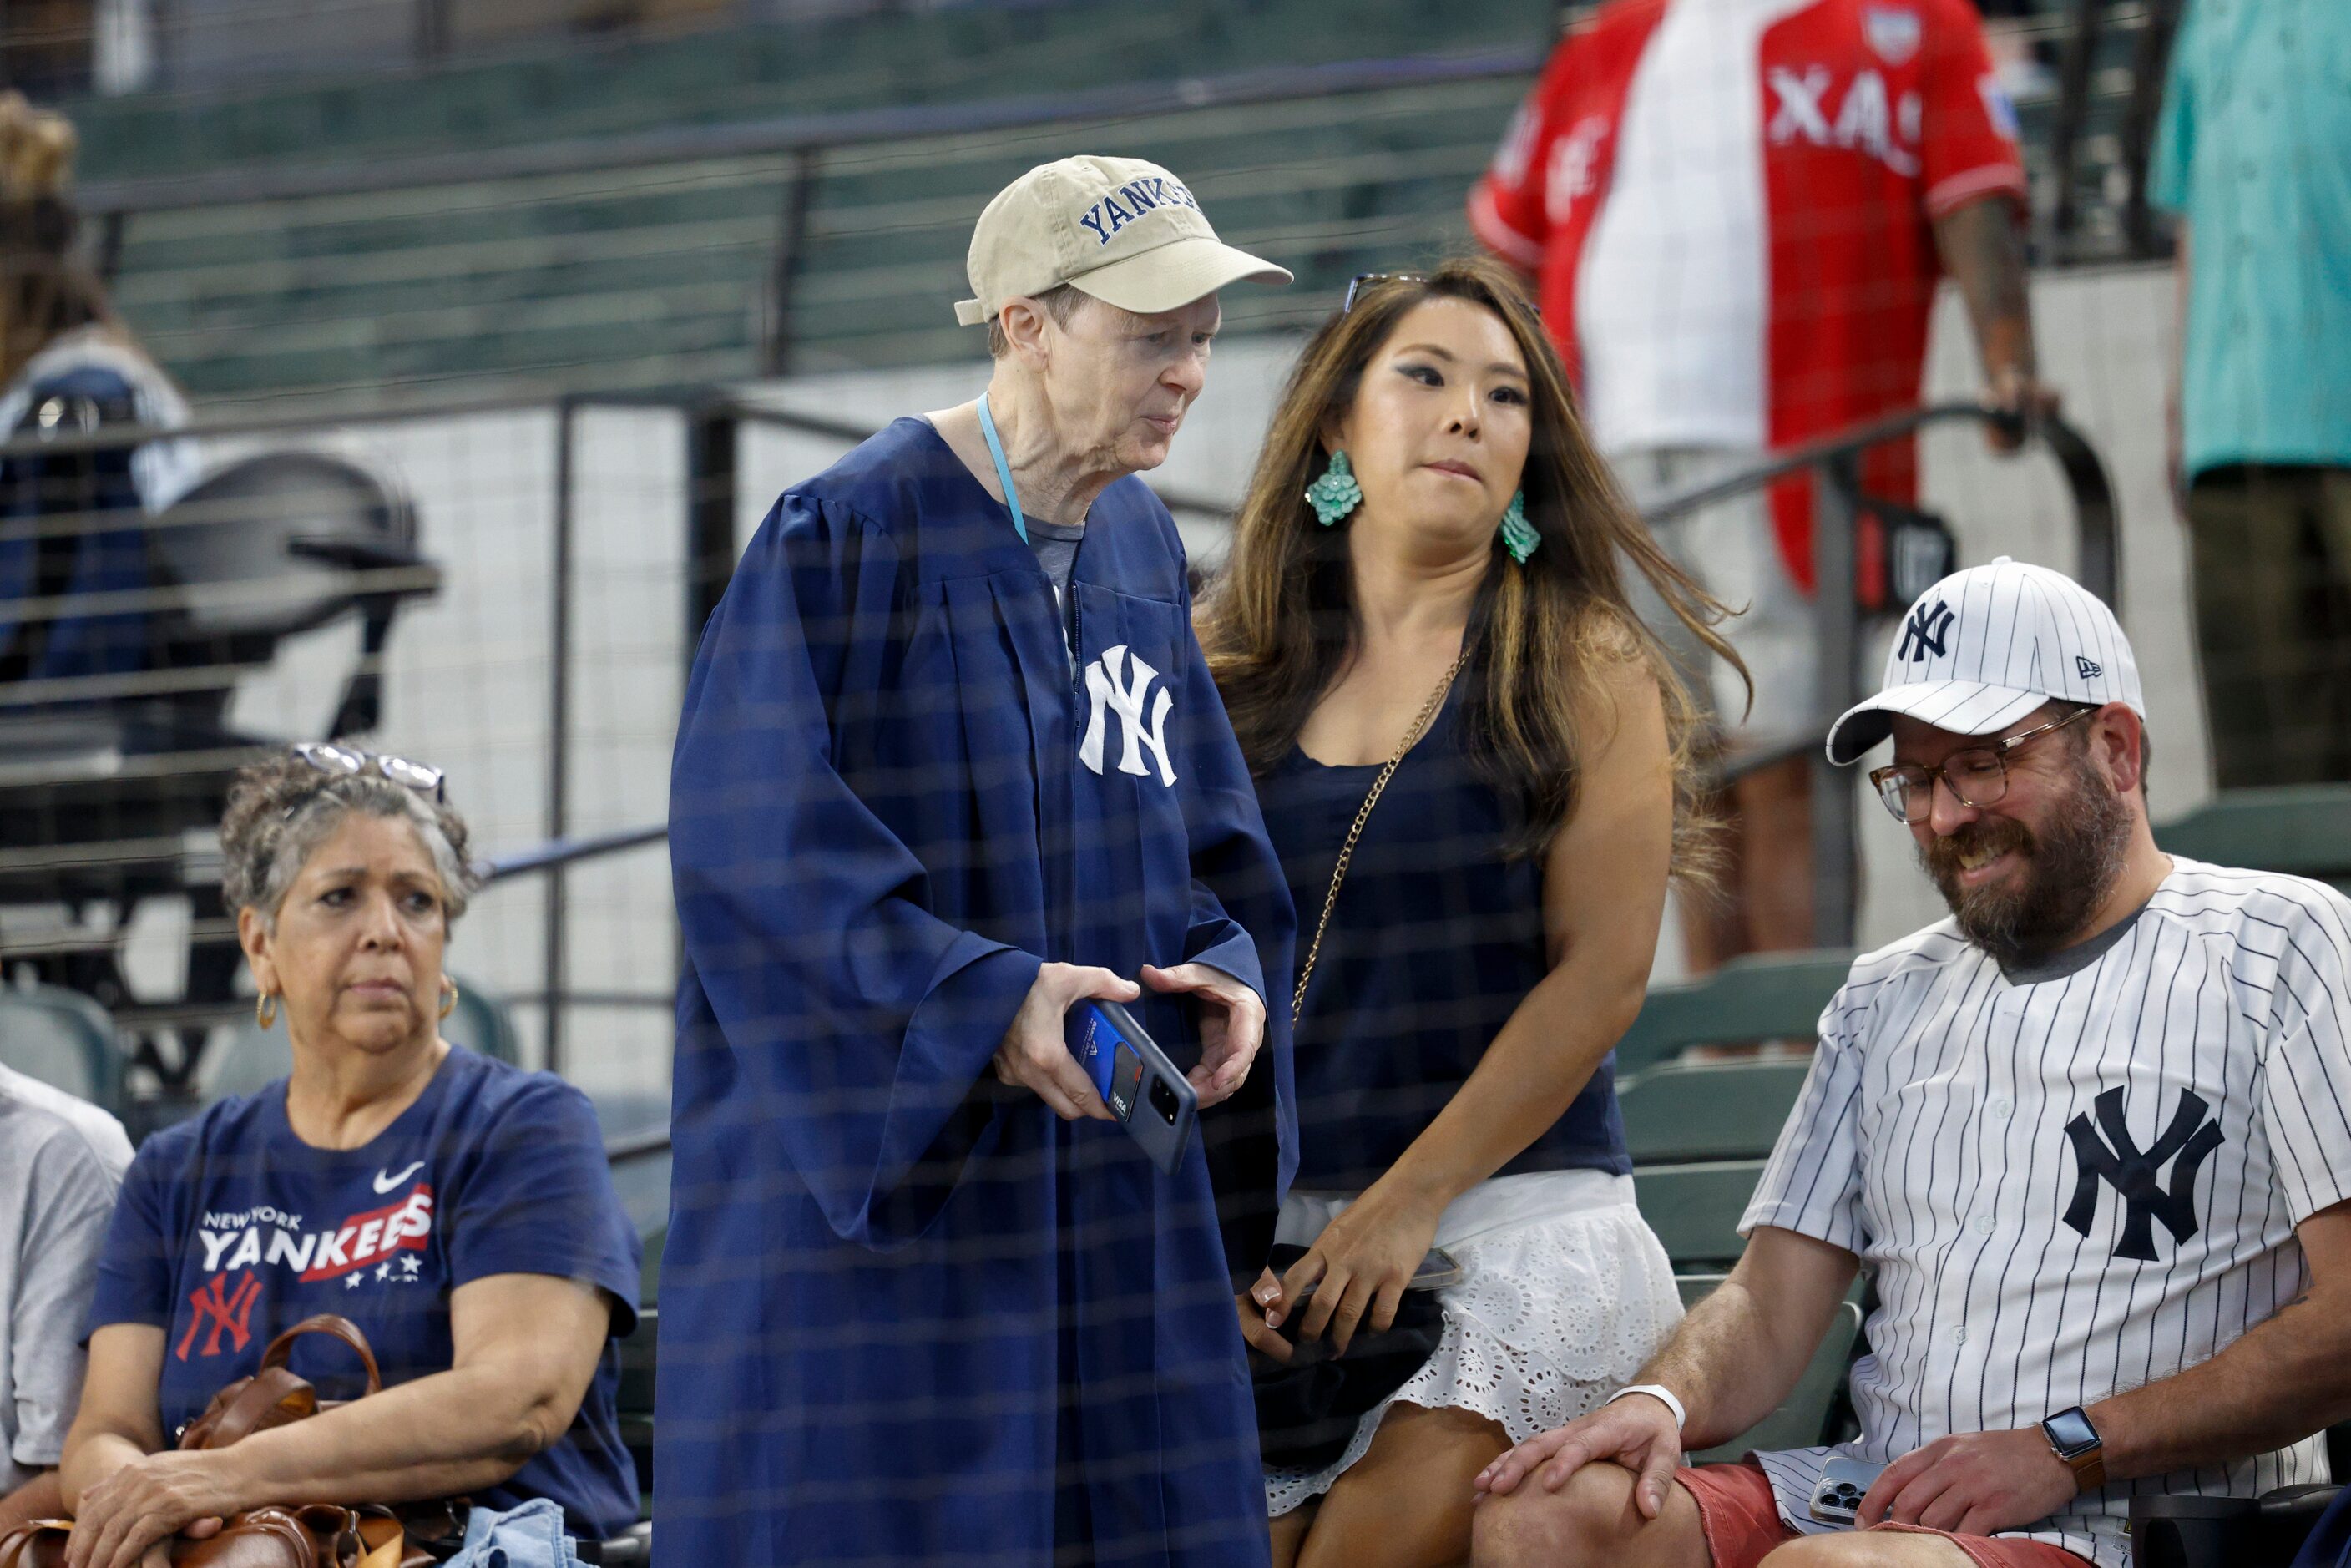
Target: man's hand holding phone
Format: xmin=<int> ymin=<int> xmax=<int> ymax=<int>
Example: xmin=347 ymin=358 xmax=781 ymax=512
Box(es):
xmin=994 ymin=963 xmax=1138 ymax=1120
xmin=1140 ymin=961 xmax=1263 ymax=1107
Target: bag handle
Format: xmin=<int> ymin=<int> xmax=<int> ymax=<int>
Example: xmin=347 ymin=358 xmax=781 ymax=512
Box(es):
xmin=1291 ymin=645 xmax=1472 ymax=1026
xmin=190 ymin=1366 xmax=316 ymax=1451
xmin=260 ymin=1315 xmax=383 ymax=1396
xmin=0 ymin=1519 xmax=69 ymax=1568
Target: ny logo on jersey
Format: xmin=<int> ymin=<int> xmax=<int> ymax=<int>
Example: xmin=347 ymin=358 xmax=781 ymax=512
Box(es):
xmin=2063 ymin=1086 xmax=2226 ymax=1262
xmin=1897 ymin=599 xmax=1954 ymax=662
xmin=1081 ymin=644 xmax=1177 ymax=787
xmin=177 ymin=1270 xmax=261 ymax=1362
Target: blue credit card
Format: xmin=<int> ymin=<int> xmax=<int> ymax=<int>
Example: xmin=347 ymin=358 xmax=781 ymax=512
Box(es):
xmin=1064 ymin=999 xmax=1199 ymax=1176
xmin=1070 ymin=1001 xmax=1145 ymax=1120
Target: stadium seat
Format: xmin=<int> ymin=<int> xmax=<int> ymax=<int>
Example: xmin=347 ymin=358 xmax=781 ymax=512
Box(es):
xmin=0 ymin=979 xmax=125 ymax=1112
xmin=1620 ymin=952 xmax=1851 ymax=1267
xmin=1620 ymin=1057 xmax=1814 ymax=1165
xmin=2130 ymin=1487 xmax=2338 ymax=1568
xmin=1613 ymin=950 xmax=1855 ymax=1078
xmin=198 ymin=971 xmax=521 ymax=1100
xmin=2154 ymin=784 xmax=2351 ymax=897
xmin=1674 ymin=1273 xmax=1863 ymax=1464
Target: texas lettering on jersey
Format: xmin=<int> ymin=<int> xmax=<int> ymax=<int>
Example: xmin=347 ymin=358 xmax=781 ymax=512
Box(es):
xmin=178 ymin=1181 xmax=437 ymax=1358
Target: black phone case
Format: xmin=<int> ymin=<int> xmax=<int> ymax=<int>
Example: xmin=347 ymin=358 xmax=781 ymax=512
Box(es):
xmin=1069 ymin=999 xmax=1199 ymax=1176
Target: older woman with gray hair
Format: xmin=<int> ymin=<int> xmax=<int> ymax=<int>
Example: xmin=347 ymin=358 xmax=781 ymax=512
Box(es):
xmin=58 ymin=745 xmax=640 ymax=1568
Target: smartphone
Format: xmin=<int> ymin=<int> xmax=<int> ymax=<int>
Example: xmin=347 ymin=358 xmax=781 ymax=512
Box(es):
xmin=1066 ymin=999 xmax=1199 ymax=1176
xmin=1807 ymin=1456 xmax=1886 ymax=1526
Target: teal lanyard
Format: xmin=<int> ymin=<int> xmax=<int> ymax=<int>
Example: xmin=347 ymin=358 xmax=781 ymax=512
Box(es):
xmin=976 ymin=393 xmax=1029 ymax=544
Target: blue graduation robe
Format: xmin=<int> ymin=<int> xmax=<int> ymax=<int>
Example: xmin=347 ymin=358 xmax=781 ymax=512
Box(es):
xmin=658 ymin=417 xmax=1297 ymax=1566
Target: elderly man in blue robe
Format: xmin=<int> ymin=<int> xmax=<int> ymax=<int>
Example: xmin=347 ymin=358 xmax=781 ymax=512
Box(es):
xmin=658 ymin=155 xmax=1299 ymax=1567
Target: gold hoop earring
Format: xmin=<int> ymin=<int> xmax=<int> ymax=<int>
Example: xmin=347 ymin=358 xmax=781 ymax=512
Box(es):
xmin=439 ymin=978 xmax=458 ymax=1021
xmin=255 ymin=993 xmax=279 ymax=1030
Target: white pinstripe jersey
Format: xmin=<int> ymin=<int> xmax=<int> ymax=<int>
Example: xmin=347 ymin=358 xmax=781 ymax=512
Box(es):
xmin=1741 ymin=858 xmax=2351 ymax=1566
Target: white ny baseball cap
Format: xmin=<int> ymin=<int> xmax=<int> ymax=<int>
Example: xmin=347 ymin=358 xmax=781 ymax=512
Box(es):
xmin=1825 ymin=557 xmax=2144 ymax=766
xmin=953 ymin=154 xmax=1292 ymax=327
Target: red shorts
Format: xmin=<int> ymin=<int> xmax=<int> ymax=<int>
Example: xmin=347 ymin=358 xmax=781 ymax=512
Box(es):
xmin=1676 ymin=1461 xmax=2095 ymax=1568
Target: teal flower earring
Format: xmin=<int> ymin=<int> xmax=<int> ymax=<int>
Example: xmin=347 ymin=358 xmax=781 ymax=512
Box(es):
xmin=1499 ymin=491 xmax=1539 ymax=563
xmin=1304 ymin=450 xmax=1362 ymax=526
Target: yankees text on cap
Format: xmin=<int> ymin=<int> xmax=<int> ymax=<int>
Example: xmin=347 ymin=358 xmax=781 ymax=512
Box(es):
xmin=953 ymin=154 xmax=1292 ymax=327
xmin=1824 ymin=556 xmax=2144 ymax=766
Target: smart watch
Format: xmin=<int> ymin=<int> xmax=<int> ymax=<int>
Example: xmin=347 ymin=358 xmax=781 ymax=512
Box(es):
xmin=2040 ymin=1405 xmax=2106 ymax=1493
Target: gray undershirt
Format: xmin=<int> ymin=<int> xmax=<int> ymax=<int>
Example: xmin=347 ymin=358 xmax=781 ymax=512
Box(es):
xmin=1025 ymin=516 xmax=1085 ymax=662
xmin=1997 ymin=896 xmax=2152 ymax=986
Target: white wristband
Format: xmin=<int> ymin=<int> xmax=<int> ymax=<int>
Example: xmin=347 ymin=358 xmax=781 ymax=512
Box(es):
xmin=1606 ymin=1383 xmax=1687 ymax=1434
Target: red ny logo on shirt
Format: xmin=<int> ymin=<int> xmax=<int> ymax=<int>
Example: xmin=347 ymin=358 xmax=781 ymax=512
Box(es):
xmin=177 ymin=1270 xmax=261 ymax=1361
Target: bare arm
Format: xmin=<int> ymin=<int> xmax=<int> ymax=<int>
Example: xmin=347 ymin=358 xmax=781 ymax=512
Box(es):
xmin=1859 ymin=1201 xmax=2351 ymax=1536
xmin=64 ymin=1274 xmax=614 ymax=1568
xmin=0 ymin=1471 xmax=64 ymax=1530
xmin=2095 ymin=1200 xmax=2351 ymax=1477
xmin=1477 ymin=1225 xmax=1858 ymax=1510
xmin=1272 ymin=659 xmax=1676 ymax=1351
xmin=1931 ymin=194 xmax=2055 ymax=448
xmin=1640 ymin=1225 xmax=1861 ymax=1449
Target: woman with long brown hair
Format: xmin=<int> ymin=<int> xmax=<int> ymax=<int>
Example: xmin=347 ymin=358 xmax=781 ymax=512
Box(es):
xmin=1200 ymin=259 xmax=1739 ymax=1568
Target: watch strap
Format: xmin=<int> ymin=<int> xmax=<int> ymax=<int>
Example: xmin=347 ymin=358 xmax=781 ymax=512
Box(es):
xmin=2040 ymin=1409 xmax=2106 ymax=1493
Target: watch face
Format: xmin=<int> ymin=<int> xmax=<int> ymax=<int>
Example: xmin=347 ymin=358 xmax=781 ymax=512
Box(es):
xmin=2044 ymin=1408 xmax=2100 ymax=1457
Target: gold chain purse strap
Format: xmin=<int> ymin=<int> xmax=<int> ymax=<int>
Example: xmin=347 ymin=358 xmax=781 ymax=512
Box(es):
xmin=1291 ymin=645 xmax=1474 ymax=1025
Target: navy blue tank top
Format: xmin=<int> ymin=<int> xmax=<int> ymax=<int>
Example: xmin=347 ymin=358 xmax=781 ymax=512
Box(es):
xmin=1254 ymin=685 xmax=1631 ymax=1192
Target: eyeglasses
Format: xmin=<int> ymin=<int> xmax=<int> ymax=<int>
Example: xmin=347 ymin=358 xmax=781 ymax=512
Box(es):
xmin=290 ymin=741 xmax=447 ymax=803
xmin=1866 ymin=706 xmax=2097 ymax=825
xmin=1342 ymin=272 xmax=1428 ymax=314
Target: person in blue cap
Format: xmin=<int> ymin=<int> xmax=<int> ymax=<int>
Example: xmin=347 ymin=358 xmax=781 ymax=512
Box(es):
xmin=658 ymin=155 xmax=1297 ymax=1567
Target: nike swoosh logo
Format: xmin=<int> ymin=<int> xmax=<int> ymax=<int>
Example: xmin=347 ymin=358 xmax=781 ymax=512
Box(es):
xmin=372 ymin=1161 xmax=427 ymax=1194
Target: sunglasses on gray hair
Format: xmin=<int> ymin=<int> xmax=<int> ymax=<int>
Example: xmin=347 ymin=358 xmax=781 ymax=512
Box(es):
xmin=290 ymin=741 xmax=446 ymax=803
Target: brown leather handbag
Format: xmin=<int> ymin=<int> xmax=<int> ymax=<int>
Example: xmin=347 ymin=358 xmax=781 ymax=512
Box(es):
xmin=0 ymin=1505 xmax=407 ymax=1568
xmin=0 ymin=1316 xmax=462 ymax=1568
xmin=179 ymin=1315 xmax=382 ymax=1453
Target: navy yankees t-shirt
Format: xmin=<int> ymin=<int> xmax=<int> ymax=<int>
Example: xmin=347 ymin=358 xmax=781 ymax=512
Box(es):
xmin=86 ymin=1048 xmax=641 ymax=1539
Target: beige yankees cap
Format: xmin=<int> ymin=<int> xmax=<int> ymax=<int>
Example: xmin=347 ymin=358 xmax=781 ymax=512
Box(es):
xmin=953 ymin=155 xmax=1292 ymax=327
xmin=1825 ymin=557 xmax=2145 ymax=766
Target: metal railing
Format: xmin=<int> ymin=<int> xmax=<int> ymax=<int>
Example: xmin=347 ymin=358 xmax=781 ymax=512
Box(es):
xmin=1645 ymin=402 xmax=2118 ymax=947
xmin=507 ymin=397 xmax=2120 ymax=1034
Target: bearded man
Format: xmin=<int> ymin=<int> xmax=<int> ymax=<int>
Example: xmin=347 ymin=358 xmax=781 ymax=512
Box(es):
xmin=1469 ymin=558 xmax=2351 ymax=1568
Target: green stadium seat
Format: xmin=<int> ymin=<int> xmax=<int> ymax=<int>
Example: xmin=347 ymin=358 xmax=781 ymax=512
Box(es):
xmin=1636 ymin=1161 xmax=1769 ymax=1273
xmin=2155 ymin=785 xmax=2351 ymax=896
xmin=1673 ymin=1273 xmax=1863 ymax=1463
xmin=1614 ymin=950 xmax=1855 ymax=1078
xmin=1620 ymin=1058 xmax=1813 ymax=1165
xmin=199 ymin=970 xmax=523 ymax=1100
xmin=0 ymin=981 xmax=126 ymax=1113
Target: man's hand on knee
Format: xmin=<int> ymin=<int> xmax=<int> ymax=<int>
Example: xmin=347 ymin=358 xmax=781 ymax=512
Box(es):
xmin=1474 ymin=1392 xmax=1683 ymax=1515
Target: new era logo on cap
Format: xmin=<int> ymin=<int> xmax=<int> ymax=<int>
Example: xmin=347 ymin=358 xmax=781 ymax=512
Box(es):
xmin=1825 ymin=556 xmax=2143 ymax=766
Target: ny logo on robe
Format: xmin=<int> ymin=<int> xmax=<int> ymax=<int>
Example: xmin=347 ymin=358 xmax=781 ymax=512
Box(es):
xmin=1081 ymin=644 xmax=1177 ymax=786
xmin=2062 ymin=1086 xmax=2226 ymax=1261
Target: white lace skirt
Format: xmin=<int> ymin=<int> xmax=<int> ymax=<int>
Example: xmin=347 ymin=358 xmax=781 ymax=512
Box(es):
xmin=1263 ymin=1168 xmax=1683 ymax=1517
